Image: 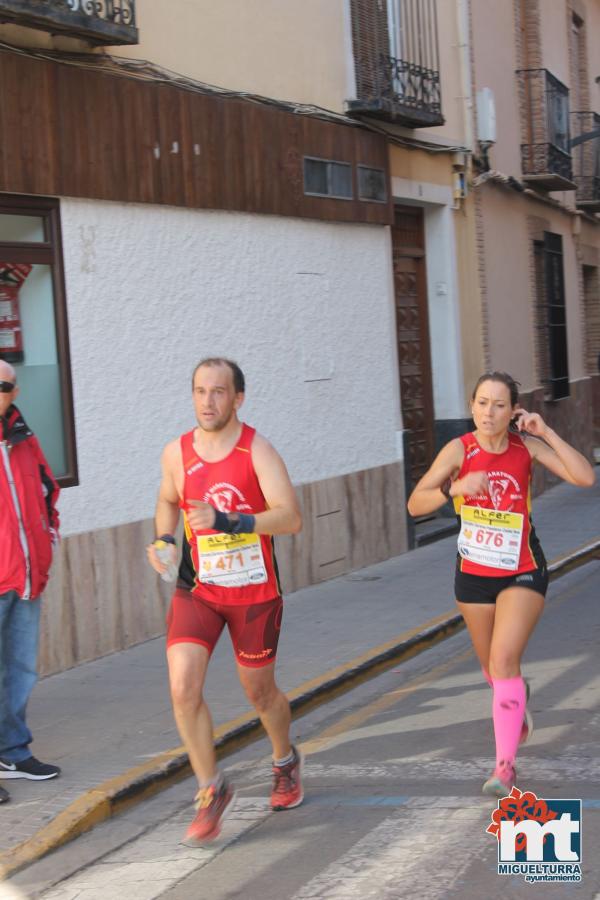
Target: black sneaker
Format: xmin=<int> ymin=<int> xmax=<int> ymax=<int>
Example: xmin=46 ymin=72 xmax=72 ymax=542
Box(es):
xmin=0 ymin=785 xmax=9 ymax=802
xmin=0 ymin=756 xmax=61 ymax=780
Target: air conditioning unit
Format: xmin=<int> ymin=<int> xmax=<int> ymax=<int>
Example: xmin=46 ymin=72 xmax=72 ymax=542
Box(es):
xmin=477 ymin=88 xmax=496 ymax=144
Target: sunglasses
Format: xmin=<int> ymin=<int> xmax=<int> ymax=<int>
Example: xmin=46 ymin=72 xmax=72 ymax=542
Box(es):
xmin=0 ymin=381 xmax=16 ymax=393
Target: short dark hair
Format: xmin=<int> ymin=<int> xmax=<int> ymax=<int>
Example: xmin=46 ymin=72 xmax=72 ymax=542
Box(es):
xmin=191 ymin=358 xmax=245 ymax=393
xmin=472 ymin=371 xmax=520 ymax=406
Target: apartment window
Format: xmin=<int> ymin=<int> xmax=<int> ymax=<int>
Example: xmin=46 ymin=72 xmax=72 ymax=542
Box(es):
xmin=533 ymin=233 xmax=570 ymax=400
xmin=0 ymin=197 xmax=77 ymax=484
xmin=303 ymin=158 xmax=353 ymax=199
xmin=358 ymin=166 xmax=387 ymax=202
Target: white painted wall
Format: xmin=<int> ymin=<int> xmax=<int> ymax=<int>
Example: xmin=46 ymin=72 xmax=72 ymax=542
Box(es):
xmin=58 ymin=199 xmax=401 ymax=536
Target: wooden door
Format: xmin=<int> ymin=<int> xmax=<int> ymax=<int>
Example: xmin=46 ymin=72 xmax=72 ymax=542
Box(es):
xmin=392 ymin=205 xmax=435 ymax=489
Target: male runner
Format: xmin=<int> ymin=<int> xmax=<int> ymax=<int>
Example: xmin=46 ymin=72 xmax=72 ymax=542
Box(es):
xmin=147 ymin=358 xmax=303 ymax=844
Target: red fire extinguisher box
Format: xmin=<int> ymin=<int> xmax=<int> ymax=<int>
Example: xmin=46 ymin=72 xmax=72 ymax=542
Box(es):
xmin=0 ymin=263 xmax=32 ymax=364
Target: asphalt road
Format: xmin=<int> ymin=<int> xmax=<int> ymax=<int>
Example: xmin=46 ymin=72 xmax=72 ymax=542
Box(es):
xmin=10 ymin=560 xmax=600 ymax=900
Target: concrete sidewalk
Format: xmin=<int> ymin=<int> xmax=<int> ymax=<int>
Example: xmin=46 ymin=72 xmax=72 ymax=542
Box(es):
xmin=1 ymin=479 xmax=599 ymax=874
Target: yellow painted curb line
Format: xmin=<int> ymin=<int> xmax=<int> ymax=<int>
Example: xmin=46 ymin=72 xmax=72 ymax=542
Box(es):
xmin=1 ymin=538 xmax=598 ymax=880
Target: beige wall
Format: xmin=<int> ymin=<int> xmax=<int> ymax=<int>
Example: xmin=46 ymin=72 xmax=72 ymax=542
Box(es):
xmin=0 ymin=0 xmax=352 ymax=112
xmin=476 ymin=185 xmax=588 ymax=391
xmin=125 ymin=0 xmax=352 ymax=111
xmin=426 ymin=0 xmax=467 ymax=145
xmin=470 ymin=0 xmax=522 ymax=176
xmin=479 ymin=188 xmax=537 ymax=388
xmin=388 ymin=145 xmax=453 ymax=185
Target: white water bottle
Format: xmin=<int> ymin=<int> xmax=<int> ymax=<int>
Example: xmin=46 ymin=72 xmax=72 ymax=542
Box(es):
xmin=154 ymin=537 xmax=178 ymax=583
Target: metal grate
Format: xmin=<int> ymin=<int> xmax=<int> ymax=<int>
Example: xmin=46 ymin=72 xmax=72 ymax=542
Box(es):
xmin=516 ymin=69 xmax=574 ymax=187
xmin=0 ymin=0 xmax=137 ymax=44
xmin=65 ymin=1 xmax=136 ymax=27
xmin=534 ymin=233 xmax=570 ymax=401
xmin=571 ymin=111 xmax=600 ymax=208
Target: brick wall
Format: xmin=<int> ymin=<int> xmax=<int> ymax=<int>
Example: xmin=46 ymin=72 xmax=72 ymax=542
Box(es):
xmin=514 ymin=0 xmax=542 ymax=70
xmin=583 ymin=263 xmax=600 ymax=447
xmin=522 ymin=378 xmax=594 ymax=495
xmin=567 ymin=1 xmax=590 ymax=110
xmin=474 ymin=191 xmax=491 ymax=369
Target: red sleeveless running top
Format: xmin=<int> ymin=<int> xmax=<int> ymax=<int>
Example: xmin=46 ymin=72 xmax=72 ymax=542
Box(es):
xmin=180 ymin=423 xmax=280 ymax=606
xmin=453 ymin=431 xmax=543 ymax=576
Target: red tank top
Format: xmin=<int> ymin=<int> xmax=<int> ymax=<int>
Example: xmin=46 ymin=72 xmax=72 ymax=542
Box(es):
xmin=453 ymin=432 xmax=542 ymax=576
xmin=180 ymin=423 xmax=280 ymax=605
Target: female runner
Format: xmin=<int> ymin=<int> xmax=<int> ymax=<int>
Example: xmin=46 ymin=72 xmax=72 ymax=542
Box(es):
xmin=407 ymin=372 xmax=595 ymax=796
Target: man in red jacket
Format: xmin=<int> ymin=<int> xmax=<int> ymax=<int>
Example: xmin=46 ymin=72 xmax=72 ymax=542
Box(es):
xmin=0 ymin=360 xmax=61 ymax=804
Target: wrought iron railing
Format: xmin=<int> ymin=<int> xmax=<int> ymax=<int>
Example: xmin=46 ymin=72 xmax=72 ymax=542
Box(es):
xmin=381 ymin=56 xmax=442 ymax=117
xmin=347 ymin=0 xmax=443 ymax=128
xmin=65 ymin=1 xmax=135 ymax=27
xmin=571 ymin=111 xmax=600 ymax=207
xmin=0 ymin=0 xmax=137 ymax=44
xmin=516 ymin=69 xmax=573 ymax=186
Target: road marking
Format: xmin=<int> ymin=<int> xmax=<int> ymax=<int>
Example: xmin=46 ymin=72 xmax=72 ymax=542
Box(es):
xmin=41 ymin=798 xmax=272 ymax=900
xmin=301 ymin=647 xmax=474 ymax=754
xmin=289 ymin=802 xmax=485 ymax=900
xmin=301 ymin=755 xmax=600 ymax=782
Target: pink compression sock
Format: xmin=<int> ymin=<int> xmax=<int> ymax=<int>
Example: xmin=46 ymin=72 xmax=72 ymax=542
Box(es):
xmin=482 ymin=667 xmax=493 ymax=688
xmin=491 ymin=676 xmax=526 ymax=769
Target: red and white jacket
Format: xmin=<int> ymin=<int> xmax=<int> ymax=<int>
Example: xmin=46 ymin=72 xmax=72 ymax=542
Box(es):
xmin=0 ymin=405 xmax=60 ymax=599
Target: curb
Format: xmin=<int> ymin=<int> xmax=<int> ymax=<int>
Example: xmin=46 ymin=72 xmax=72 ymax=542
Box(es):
xmin=2 ymin=538 xmax=599 ymax=880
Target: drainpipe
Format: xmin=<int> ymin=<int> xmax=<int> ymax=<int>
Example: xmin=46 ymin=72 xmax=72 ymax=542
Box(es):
xmin=456 ymin=0 xmax=475 ymax=152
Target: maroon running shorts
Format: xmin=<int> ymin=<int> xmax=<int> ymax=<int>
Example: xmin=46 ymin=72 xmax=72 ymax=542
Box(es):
xmin=166 ymin=588 xmax=283 ymax=668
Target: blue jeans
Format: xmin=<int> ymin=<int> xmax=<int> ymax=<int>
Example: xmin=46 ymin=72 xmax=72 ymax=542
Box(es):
xmin=0 ymin=590 xmax=41 ymax=762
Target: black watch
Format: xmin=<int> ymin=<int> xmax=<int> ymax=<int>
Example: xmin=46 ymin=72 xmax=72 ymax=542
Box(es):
xmin=440 ymin=478 xmax=452 ymax=500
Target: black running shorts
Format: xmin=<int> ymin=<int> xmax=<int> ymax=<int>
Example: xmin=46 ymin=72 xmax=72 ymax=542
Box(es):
xmin=454 ymin=560 xmax=549 ymax=605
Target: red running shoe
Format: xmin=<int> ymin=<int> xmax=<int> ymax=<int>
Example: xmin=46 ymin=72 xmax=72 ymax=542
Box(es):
xmin=271 ymin=745 xmax=304 ymax=811
xmin=183 ymin=778 xmax=235 ymax=845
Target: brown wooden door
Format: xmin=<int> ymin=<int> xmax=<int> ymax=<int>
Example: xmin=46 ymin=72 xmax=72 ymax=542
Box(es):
xmin=392 ymin=205 xmax=435 ymax=489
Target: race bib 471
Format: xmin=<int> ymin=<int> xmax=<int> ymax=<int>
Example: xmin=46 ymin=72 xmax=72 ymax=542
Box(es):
xmin=197 ymin=532 xmax=267 ymax=587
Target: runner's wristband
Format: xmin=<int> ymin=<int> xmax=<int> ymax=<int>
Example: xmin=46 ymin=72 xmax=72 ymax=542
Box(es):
xmin=156 ymin=533 xmax=176 ymax=545
xmin=213 ymin=510 xmax=256 ymax=534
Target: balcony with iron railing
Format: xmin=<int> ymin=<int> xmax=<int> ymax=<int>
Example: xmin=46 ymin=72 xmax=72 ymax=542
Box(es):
xmin=0 ymin=1 xmax=137 ymax=45
xmin=347 ymin=0 xmax=443 ymax=128
xmin=571 ymin=111 xmax=600 ymax=212
xmin=516 ymin=68 xmax=576 ymax=191
xmin=347 ymin=54 xmax=443 ymax=127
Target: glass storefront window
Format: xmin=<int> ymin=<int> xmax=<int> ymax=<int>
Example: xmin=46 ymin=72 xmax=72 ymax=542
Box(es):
xmin=0 ymin=198 xmax=76 ymax=484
